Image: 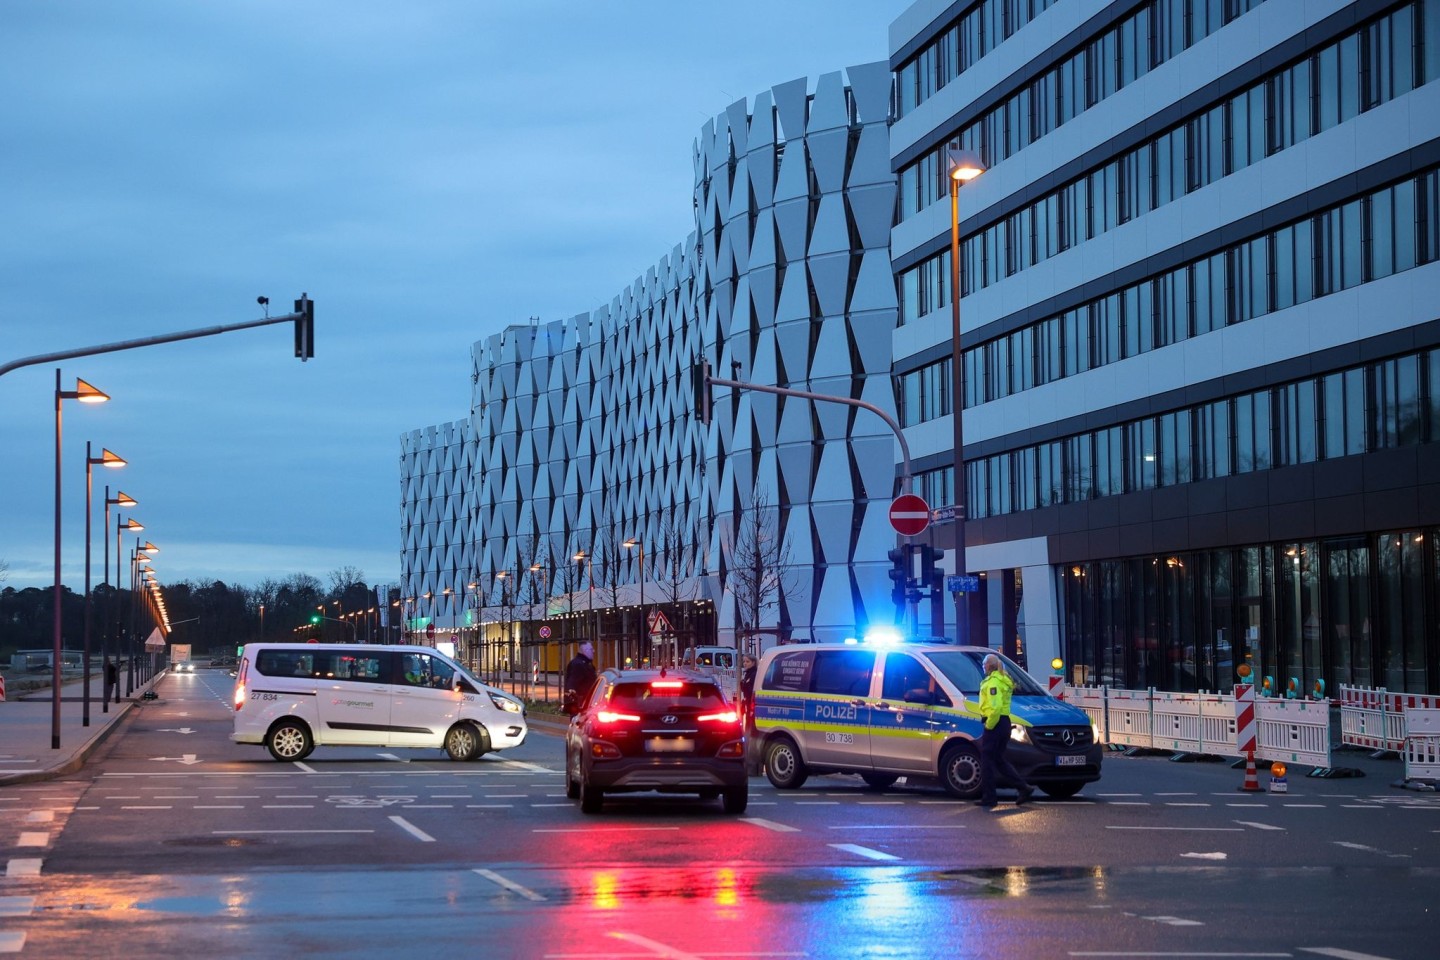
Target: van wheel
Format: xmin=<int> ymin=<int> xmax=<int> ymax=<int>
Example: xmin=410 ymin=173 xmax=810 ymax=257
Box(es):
xmin=939 ymin=742 xmax=982 ymax=799
xmin=579 ymin=779 xmax=604 ymax=814
xmin=266 ymin=720 xmax=312 ymax=762
xmin=861 ymin=773 xmax=899 ymax=790
xmin=721 ymin=787 xmax=749 ymax=814
xmin=444 ymin=723 xmax=481 ymax=761
xmin=1041 ymin=780 xmax=1084 ymax=799
xmin=764 ymin=736 xmax=808 ymax=790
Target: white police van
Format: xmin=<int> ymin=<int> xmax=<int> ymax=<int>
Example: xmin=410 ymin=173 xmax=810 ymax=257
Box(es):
xmin=231 ymin=643 xmax=527 ymax=762
xmin=752 ymin=641 xmax=1101 ymax=798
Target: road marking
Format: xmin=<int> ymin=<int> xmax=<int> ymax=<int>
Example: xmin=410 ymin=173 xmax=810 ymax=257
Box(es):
xmin=5 ymin=860 xmax=42 ymax=877
xmin=1070 ymin=952 xmax=1289 ymax=957
xmin=742 ymin=818 xmax=800 ymax=833
xmin=0 ymin=897 xmax=36 ymax=917
xmin=1165 ymin=803 xmax=1211 ymax=807
xmin=1098 ymin=793 xmax=1143 ymax=797
xmin=1333 ymin=841 xmax=1409 ymax=858
xmin=1226 ymin=803 xmax=1268 ymax=808
xmin=1179 ymin=852 xmax=1226 ymax=860
xmin=388 ymin=816 xmax=435 ymax=842
xmin=154 ymin=795 xmax=199 ymax=799
xmin=17 ymin=833 xmax=48 ymax=848
xmin=1140 ymin=914 xmax=1205 ymax=925
xmin=24 ymin=811 xmax=54 ymax=823
xmin=1284 ymin=804 xmax=1325 ymax=809
xmin=858 ymin=801 xmax=905 ymax=805
xmin=492 ymin=759 xmax=551 ymax=773
xmin=484 ymin=794 xmax=528 ymax=798
xmin=1235 ymin=821 xmax=1286 ymax=831
xmin=378 ymin=753 xmax=409 ymax=763
xmin=214 ymin=796 xmax=260 ymax=799
xmin=1340 ymin=805 xmax=1380 ymax=809
xmin=0 ymin=932 xmax=26 ymax=953
xmin=194 ymin=805 xmax=245 ymax=810
xmin=466 ymin=804 xmax=514 ymax=809
xmin=607 ymin=931 xmax=704 ymax=960
xmin=1108 ymin=802 xmax=1151 ymax=806
xmin=294 ymin=761 xmax=317 ymax=773
xmin=1300 ymin=949 xmax=1404 ymax=960
xmin=473 ymin=868 xmax=547 ymax=902
xmin=262 ymin=805 xmax=314 ymax=809
xmin=828 ymin=824 xmax=966 ymax=830
xmin=1106 ymin=826 xmax=1244 ymax=832
xmin=796 ymin=801 xmax=840 ymax=805
xmin=214 ymin=830 xmax=374 ymax=835
xmin=533 ymin=827 xmax=680 ymax=834
xmin=829 ymin=843 xmax=900 ymax=861
xmin=530 ymin=803 xmax=571 ymax=808
xmin=122 ymin=806 xmax=172 ymax=810
xmin=1156 ymin=792 xmax=1197 ymax=796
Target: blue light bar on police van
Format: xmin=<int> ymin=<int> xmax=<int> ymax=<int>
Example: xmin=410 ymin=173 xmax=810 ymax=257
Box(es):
xmin=862 ymin=627 xmax=903 ymax=647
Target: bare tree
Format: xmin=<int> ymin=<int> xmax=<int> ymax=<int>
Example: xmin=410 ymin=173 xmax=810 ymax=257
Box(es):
xmin=725 ymin=488 xmax=796 ymax=655
xmin=0 ymin=558 xmax=9 ymax=585
xmin=328 ymin=565 xmax=366 ymax=596
xmin=655 ymin=507 xmax=698 ymax=652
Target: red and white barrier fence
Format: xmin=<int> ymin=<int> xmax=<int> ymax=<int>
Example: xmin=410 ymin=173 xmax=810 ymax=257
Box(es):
xmin=1338 ymin=685 xmax=1439 ymax=753
xmin=1404 ymin=709 xmax=1440 ymax=782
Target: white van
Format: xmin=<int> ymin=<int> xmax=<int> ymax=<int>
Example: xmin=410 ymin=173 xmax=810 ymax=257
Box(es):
xmin=231 ymin=643 xmax=527 ymax=762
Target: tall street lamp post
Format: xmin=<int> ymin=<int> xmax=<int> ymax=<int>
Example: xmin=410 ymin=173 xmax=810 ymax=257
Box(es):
xmin=101 ymin=489 xmax=136 ymax=713
xmin=82 ymin=444 xmax=126 ymax=725
xmin=623 ymin=538 xmax=644 ymax=665
xmin=947 ymin=145 xmax=985 ymax=645
xmin=52 ymin=372 xmax=109 ymax=749
xmin=117 ymin=517 xmax=143 ymax=693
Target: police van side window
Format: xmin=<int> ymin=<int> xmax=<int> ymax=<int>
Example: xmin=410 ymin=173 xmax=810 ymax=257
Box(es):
xmin=881 ymin=653 xmax=951 ymax=706
xmin=764 ymin=652 xmax=814 ymax=692
xmin=811 ymin=651 xmax=876 ymax=697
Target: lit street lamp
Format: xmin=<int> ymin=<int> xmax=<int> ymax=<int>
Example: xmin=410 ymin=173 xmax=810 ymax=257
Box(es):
xmin=52 ymin=372 xmax=108 ymax=749
xmin=623 ymin=538 xmax=644 ymax=664
xmin=100 ymin=489 xmax=136 ymax=713
xmin=82 ymin=444 xmax=126 ymax=726
xmin=947 ymin=144 xmax=985 ymax=645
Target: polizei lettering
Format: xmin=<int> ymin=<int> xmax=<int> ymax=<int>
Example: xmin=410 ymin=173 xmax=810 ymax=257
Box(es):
xmin=814 ymin=702 xmax=858 ymax=721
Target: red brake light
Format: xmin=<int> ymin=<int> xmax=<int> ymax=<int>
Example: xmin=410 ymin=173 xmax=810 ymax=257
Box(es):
xmin=233 ymin=684 xmax=246 ymax=711
xmin=697 ymin=711 xmax=739 ymax=723
xmin=596 ymin=711 xmax=641 ymax=723
xmin=650 ymin=680 xmax=684 ymax=689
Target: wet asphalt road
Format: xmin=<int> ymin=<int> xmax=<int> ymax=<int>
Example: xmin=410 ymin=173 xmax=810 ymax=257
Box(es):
xmin=2 ymin=670 xmax=1436 ymax=959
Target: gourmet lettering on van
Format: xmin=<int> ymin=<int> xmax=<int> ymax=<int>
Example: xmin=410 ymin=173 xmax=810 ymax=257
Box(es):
xmin=331 ymin=698 xmax=374 ymax=710
xmin=814 ymin=702 xmax=857 ymax=721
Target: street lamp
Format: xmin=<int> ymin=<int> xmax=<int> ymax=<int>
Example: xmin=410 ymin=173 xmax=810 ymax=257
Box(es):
xmin=623 ymin=538 xmax=644 ymax=664
xmin=82 ymin=444 xmax=125 ymax=726
xmin=52 ymin=372 xmax=109 ymax=749
xmin=947 ymin=144 xmax=985 ymax=645
xmin=100 ymin=490 xmax=136 ymax=713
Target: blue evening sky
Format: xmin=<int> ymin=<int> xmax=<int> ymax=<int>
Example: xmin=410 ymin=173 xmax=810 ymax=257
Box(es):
xmin=0 ymin=0 xmax=902 ymax=593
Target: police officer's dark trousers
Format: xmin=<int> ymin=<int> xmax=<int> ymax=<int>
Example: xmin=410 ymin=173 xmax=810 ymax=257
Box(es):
xmin=979 ymin=715 xmax=1028 ymax=804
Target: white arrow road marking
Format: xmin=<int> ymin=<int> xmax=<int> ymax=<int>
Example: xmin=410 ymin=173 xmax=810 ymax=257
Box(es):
xmin=148 ymin=754 xmax=201 ymax=764
xmin=741 ymin=818 xmax=800 ymax=832
xmin=473 ymin=868 xmax=546 ymax=902
xmin=1179 ymin=852 xmax=1227 ymax=860
xmin=1235 ymin=821 xmax=1286 ymax=831
xmin=156 ymin=727 xmax=196 ymax=734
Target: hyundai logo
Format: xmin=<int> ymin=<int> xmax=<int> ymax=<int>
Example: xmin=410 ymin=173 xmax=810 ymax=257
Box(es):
xmin=1061 ymin=729 xmax=1076 ymax=746
xmin=662 ymin=715 xmax=678 ymax=725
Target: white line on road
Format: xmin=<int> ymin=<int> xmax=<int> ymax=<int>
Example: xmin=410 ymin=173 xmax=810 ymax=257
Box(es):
xmin=1098 ymin=793 xmax=1143 ymax=797
xmin=294 ymin=761 xmax=317 ymax=773
xmin=829 ymin=843 xmax=900 ymax=861
xmin=17 ymin=833 xmax=48 ymax=848
xmin=214 ymin=830 xmax=373 ymax=834
xmin=828 ymin=824 xmax=966 ymax=830
xmin=858 ymin=801 xmax=904 ymax=805
xmin=194 ymin=806 xmax=245 ymax=810
xmin=261 ymin=805 xmax=314 ymax=809
xmin=533 ymin=827 xmax=680 ymax=834
xmin=23 ymin=811 xmax=54 ymax=823
xmin=1105 ymin=826 xmax=1244 ymax=832
xmin=1284 ymin=804 xmax=1325 ymax=809
xmin=0 ymin=932 xmax=26 ymax=954
xmin=742 ymin=818 xmax=800 ymax=833
xmin=121 ymin=805 xmax=172 ymax=810
xmin=1070 ymin=953 xmax=1290 ymax=957
xmin=473 ymin=868 xmax=547 ymax=902
xmin=1165 ymin=803 xmax=1211 ymax=807
xmin=0 ymin=897 xmax=36 ymax=917
xmin=378 ymin=753 xmax=409 ymax=763
xmin=465 ymin=804 xmax=514 ymax=809
xmin=1299 ymin=949 xmax=1403 ymax=960
xmin=1235 ymin=821 xmax=1286 ymax=831
xmin=1108 ymin=802 xmax=1151 ymax=806
xmin=5 ymin=860 xmax=41 ymax=878
xmin=492 ymin=759 xmax=552 ymax=773
xmin=388 ymin=816 xmax=436 ymax=842
xmin=607 ymin=931 xmax=705 ymax=960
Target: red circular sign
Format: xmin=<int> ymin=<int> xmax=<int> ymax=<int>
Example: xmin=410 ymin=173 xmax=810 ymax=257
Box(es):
xmin=425 ymin=622 xmax=436 ymax=638
xmin=889 ymin=494 xmax=931 ymax=536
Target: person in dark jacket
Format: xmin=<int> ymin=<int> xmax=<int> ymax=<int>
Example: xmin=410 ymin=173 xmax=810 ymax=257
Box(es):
xmin=563 ymin=642 xmax=597 ymax=715
xmin=105 ymin=659 xmax=120 ymax=704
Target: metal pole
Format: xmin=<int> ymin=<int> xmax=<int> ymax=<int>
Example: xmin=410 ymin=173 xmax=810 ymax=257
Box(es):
xmin=949 ymin=174 xmax=970 ymax=646
xmin=102 ymin=487 xmax=110 ymax=713
xmin=51 ymin=370 xmax=63 ymax=749
xmin=82 ymin=442 xmax=93 ymax=726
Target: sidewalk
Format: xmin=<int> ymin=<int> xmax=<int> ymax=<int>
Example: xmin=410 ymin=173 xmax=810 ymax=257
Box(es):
xmin=0 ymin=671 xmax=160 ymax=787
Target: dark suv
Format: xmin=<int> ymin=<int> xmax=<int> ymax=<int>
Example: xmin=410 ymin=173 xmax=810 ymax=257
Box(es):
xmin=565 ymin=668 xmax=748 ymax=814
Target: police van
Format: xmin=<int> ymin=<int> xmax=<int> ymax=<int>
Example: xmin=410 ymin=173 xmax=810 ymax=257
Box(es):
xmin=231 ymin=643 xmax=527 ymax=762
xmin=752 ymin=641 xmax=1101 ymax=798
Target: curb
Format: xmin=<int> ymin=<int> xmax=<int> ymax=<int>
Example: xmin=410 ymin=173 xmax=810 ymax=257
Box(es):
xmin=0 ymin=698 xmax=140 ymax=787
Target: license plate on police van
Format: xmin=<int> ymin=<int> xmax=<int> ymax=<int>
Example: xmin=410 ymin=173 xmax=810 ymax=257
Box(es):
xmin=645 ymin=738 xmax=694 ymax=753
xmin=1055 ymin=754 xmax=1086 ymax=766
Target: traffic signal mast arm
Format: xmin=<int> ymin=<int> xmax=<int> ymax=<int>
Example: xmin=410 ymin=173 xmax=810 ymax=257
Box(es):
xmin=703 ymin=367 xmax=913 ymax=494
xmin=0 ymin=294 xmax=315 ymax=380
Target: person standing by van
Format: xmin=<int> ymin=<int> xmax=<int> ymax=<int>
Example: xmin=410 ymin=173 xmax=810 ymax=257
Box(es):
xmin=564 ymin=642 xmax=597 ymax=716
xmin=977 ymin=653 xmax=1034 ymax=808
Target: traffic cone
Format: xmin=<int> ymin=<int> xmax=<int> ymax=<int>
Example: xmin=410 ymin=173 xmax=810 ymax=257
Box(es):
xmin=1237 ymin=751 xmax=1261 ymax=792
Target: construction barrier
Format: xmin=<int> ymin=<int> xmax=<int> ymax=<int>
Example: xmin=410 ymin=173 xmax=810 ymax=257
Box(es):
xmin=1339 ymin=685 xmax=1408 ymax=752
xmin=1059 ymin=683 xmax=1331 ymax=768
xmin=1404 ymin=708 xmax=1440 ymax=782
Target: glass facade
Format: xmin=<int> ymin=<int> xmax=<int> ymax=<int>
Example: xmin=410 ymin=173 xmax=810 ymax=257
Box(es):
xmin=965 ymin=346 xmax=1439 ymax=519
xmin=1060 ymin=530 xmax=1440 ymax=693
xmin=898 ymin=0 xmax=1438 ymax=323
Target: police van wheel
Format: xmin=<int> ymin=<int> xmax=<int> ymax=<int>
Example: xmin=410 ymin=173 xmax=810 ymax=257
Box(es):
xmin=764 ymin=737 xmax=809 ymax=790
xmin=444 ymin=723 xmax=481 ymax=761
xmin=861 ymin=773 xmax=899 ymax=791
xmin=939 ymin=743 xmax=982 ymax=799
xmin=266 ymin=720 xmax=312 ymax=762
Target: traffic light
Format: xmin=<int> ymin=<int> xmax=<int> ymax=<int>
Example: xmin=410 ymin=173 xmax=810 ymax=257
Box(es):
xmin=918 ymin=545 xmax=945 ymax=585
xmin=691 ymin=358 xmax=712 ymax=426
xmin=309 ymin=613 xmax=322 ymax=625
xmin=887 ymin=546 xmax=910 ymax=607
xmin=293 ymin=294 xmax=315 ymax=361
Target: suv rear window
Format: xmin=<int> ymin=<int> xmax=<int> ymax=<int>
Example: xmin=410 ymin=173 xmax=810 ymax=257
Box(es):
xmin=606 ymin=681 xmax=726 ymax=712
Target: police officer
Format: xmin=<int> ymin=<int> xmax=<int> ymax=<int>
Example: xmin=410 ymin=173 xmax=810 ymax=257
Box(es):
xmin=977 ymin=653 xmax=1034 ymax=808
xmin=564 ymin=641 xmax=597 ymax=716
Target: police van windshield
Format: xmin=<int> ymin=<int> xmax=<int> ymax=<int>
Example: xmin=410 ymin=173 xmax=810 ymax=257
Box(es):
xmin=926 ymin=651 xmax=1047 ymax=697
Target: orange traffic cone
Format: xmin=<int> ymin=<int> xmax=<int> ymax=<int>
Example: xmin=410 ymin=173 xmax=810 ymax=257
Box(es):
xmin=1237 ymin=751 xmax=1261 ymax=792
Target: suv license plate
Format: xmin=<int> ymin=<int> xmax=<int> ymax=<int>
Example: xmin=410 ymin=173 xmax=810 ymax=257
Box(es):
xmin=1055 ymin=754 xmax=1086 ymax=767
xmin=645 ymin=738 xmax=694 ymax=753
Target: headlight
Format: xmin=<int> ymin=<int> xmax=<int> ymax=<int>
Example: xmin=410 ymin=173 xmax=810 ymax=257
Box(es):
xmin=489 ymin=693 xmax=522 ymax=713
xmin=1009 ymin=723 xmax=1030 ymax=744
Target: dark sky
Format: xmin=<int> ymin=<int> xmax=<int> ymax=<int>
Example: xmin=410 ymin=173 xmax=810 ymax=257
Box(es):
xmin=0 ymin=0 xmax=901 ymax=594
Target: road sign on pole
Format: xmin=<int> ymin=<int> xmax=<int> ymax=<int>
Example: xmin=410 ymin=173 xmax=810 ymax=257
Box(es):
xmin=889 ymin=494 xmax=931 ymax=536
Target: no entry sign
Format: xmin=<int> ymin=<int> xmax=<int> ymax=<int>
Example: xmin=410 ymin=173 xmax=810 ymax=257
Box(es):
xmin=889 ymin=493 xmax=931 ymax=536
